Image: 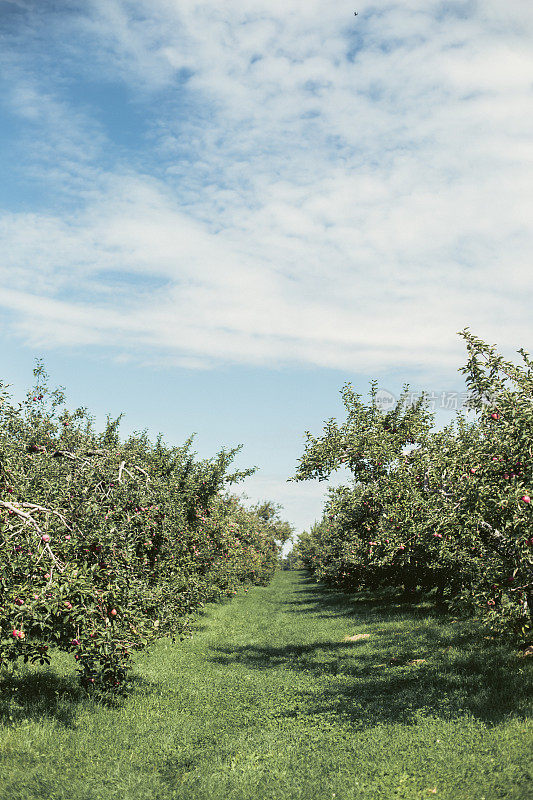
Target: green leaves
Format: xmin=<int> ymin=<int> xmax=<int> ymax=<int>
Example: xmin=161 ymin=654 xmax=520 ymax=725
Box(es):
xmin=0 ymin=362 xmax=285 ymax=696
xmin=294 ymin=332 xmax=532 ymax=642
xmin=293 ymin=381 xmax=434 ymax=486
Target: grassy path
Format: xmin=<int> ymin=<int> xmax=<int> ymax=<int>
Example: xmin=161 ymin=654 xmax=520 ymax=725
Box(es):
xmin=0 ymin=571 xmax=531 ymax=800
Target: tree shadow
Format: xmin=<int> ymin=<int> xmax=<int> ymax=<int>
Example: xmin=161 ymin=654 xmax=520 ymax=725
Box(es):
xmin=282 ymin=581 xmax=436 ymax=620
xmin=295 ymin=642 xmax=532 ymax=728
xmin=0 ymin=669 xmax=85 ymax=728
xmin=209 ymin=578 xmax=532 ymax=728
xmin=0 ymin=668 xmax=155 ymax=727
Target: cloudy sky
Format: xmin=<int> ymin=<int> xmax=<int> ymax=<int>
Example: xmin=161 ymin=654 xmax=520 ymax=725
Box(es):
xmin=1 ymin=0 xmax=531 ymax=537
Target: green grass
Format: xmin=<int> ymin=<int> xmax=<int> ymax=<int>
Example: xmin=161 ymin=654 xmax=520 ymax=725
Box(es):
xmin=0 ymin=571 xmax=531 ymax=800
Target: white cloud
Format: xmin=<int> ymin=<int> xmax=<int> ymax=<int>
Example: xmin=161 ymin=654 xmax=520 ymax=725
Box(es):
xmin=0 ymin=0 xmax=531 ymax=378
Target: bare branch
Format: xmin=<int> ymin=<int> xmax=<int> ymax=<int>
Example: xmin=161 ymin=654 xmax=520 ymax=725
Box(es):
xmin=19 ymin=502 xmax=74 ymax=531
xmin=44 ymin=542 xmax=65 ymax=572
xmin=52 ymin=450 xmax=77 ymax=460
xmin=118 ymin=461 xmax=135 ymax=483
xmin=0 ymin=501 xmax=44 ymax=534
xmin=0 ymin=501 xmax=66 ymax=571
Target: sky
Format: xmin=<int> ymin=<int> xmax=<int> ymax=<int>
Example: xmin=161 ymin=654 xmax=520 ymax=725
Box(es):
xmin=0 ymin=0 xmax=532 ymax=543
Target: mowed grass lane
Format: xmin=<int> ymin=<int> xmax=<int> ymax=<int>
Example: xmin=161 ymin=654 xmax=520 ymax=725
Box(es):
xmin=0 ymin=570 xmax=531 ymax=800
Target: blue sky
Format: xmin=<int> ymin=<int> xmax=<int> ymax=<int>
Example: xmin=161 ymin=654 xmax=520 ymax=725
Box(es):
xmin=1 ymin=0 xmax=532 ymax=538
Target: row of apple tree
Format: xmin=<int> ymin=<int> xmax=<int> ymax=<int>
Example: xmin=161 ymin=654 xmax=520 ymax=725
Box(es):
xmin=0 ymin=363 xmax=292 ymax=694
xmin=292 ymin=330 xmax=532 ymax=641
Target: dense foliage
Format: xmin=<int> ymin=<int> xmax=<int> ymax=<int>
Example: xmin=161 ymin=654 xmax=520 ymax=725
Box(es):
xmin=292 ymin=331 xmax=532 ymax=641
xmin=0 ymin=363 xmax=290 ymax=694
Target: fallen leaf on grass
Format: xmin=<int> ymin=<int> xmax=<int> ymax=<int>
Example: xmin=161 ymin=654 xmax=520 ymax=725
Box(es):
xmin=519 ymin=646 xmax=533 ymax=658
xmin=407 ymin=658 xmax=427 ymax=665
xmin=343 ymin=633 xmax=370 ymax=642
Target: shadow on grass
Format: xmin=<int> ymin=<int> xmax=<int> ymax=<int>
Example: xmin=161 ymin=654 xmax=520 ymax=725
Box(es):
xmin=0 ymin=668 xmax=155 ymax=728
xmin=284 ymin=581 xmax=437 ymax=620
xmin=210 ymin=577 xmax=532 ymax=728
xmin=0 ymin=669 xmax=85 ymax=727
